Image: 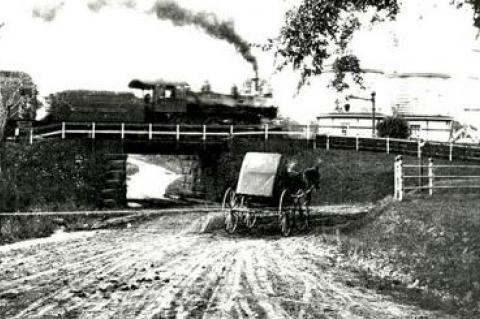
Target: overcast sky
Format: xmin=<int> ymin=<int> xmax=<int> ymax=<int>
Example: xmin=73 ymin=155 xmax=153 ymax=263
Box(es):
xmin=1 ymin=0 xmax=480 ymax=124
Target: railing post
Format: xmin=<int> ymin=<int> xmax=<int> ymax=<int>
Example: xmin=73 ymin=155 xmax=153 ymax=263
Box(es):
xmin=264 ymin=124 xmax=269 ymax=140
xmin=356 ymin=135 xmax=359 ymax=152
xmin=202 ymin=125 xmax=207 ymax=141
xmin=428 ymin=158 xmax=433 ymax=196
xmin=386 ymin=136 xmax=390 ymax=154
xmin=29 ymin=128 xmax=33 ymax=145
xmin=91 ymin=122 xmax=95 ymax=139
xmin=121 ymin=123 xmax=125 ymax=139
xmin=230 ymin=125 xmax=234 ymax=137
xmin=176 ymin=125 xmax=180 ymax=141
xmin=61 ymin=122 xmax=65 ymax=139
xmin=326 ymin=135 xmax=330 ymax=151
xmin=148 ymin=123 xmax=152 ymax=140
xmin=417 ymin=139 xmax=421 ymax=159
xmin=449 ymin=142 xmax=453 ymax=162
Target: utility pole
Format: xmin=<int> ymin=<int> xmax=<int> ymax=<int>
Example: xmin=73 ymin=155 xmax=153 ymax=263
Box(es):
xmin=371 ymin=91 xmax=376 ymax=137
xmin=346 ymin=91 xmax=377 ymax=137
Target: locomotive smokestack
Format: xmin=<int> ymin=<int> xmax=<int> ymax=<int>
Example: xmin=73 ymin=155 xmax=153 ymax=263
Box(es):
xmin=253 ymin=76 xmax=259 ymax=93
xmin=152 ymin=0 xmax=258 ymax=74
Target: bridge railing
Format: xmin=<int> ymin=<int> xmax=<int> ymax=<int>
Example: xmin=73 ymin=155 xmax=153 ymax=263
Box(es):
xmin=14 ymin=122 xmax=316 ymax=143
xmin=11 ymin=123 xmax=480 ymax=161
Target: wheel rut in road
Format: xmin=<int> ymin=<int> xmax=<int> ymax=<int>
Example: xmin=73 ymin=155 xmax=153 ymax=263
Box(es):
xmin=0 ymin=212 xmax=453 ymax=318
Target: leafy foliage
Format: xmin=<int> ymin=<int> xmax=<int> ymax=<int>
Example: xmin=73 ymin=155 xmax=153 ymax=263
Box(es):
xmin=376 ymin=115 xmax=410 ymax=139
xmin=0 ymin=71 xmax=37 ymax=141
xmin=274 ymin=0 xmax=399 ymax=90
xmin=0 ymin=141 xmax=104 ymax=212
xmin=273 ymin=0 xmax=480 ymax=90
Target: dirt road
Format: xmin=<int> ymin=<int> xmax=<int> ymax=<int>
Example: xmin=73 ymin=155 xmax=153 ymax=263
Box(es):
xmin=0 ymin=212 xmax=452 ymax=319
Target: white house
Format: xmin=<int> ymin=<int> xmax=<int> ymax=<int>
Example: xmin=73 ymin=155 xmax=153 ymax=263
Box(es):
xmin=314 ymin=70 xmax=463 ymax=142
xmin=317 ymin=112 xmax=453 ymax=142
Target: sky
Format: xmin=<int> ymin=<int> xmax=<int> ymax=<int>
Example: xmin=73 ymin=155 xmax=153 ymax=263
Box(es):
xmin=1 ymin=0 xmax=480 ymax=125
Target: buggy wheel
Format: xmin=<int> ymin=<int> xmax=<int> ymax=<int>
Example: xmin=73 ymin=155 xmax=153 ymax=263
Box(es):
xmin=278 ymin=189 xmax=293 ymax=237
xmin=222 ymin=187 xmax=239 ymax=234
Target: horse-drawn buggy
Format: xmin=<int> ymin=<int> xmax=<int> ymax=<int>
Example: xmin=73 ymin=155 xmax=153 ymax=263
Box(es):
xmin=222 ymin=152 xmax=320 ymax=236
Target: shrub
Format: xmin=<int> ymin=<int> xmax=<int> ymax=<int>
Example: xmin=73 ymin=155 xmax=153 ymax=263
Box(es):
xmin=376 ymin=115 xmax=410 ymax=139
xmin=0 ymin=141 xmax=102 ymax=211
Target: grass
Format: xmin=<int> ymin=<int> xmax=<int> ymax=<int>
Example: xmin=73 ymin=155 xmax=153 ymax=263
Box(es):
xmin=0 ymin=213 xmax=146 ymax=245
xmin=207 ymin=142 xmax=476 ymax=205
xmin=335 ymin=194 xmax=480 ymax=317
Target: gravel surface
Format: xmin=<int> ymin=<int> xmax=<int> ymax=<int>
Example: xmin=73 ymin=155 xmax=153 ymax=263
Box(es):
xmin=0 ymin=211 xmax=453 ymax=318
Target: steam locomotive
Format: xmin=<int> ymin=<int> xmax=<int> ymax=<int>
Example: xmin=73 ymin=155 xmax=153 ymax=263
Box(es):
xmin=42 ymin=79 xmax=278 ymax=125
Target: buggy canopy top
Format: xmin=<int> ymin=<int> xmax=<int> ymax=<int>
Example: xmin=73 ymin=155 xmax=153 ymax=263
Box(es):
xmin=236 ymin=152 xmax=283 ymax=197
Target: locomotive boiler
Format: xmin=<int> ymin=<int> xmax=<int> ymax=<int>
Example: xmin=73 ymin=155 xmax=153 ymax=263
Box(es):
xmin=44 ymin=79 xmax=278 ymax=125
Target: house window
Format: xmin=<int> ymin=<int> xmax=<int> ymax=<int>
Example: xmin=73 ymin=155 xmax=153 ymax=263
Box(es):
xmin=341 ymin=123 xmax=349 ymax=136
xmin=410 ymin=124 xmax=421 ymax=137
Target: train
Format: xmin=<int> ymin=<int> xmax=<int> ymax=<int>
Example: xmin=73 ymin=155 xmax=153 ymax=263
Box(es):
xmin=40 ymin=78 xmax=278 ymax=125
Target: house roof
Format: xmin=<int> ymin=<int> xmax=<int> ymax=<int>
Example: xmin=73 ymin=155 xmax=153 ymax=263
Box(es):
xmin=317 ymin=112 xmax=453 ymax=121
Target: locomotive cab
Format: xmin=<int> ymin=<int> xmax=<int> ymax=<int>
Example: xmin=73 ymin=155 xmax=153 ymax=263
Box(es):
xmin=129 ymin=79 xmax=191 ymax=114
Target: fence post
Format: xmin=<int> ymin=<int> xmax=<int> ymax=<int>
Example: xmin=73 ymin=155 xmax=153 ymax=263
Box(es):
xmin=176 ymin=125 xmax=180 ymax=141
xmin=356 ymin=135 xmax=359 ymax=152
xmin=326 ymin=135 xmax=330 ymax=151
xmin=417 ymin=139 xmax=421 ymax=159
xmin=61 ymin=122 xmax=65 ymax=139
xmin=91 ymin=122 xmax=95 ymax=139
xmin=121 ymin=123 xmax=125 ymax=139
xmin=148 ymin=123 xmax=152 ymax=140
xmin=202 ymin=125 xmax=207 ymax=141
xmin=386 ymin=136 xmax=390 ymax=154
xmin=449 ymin=142 xmax=453 ymax=162
xmin=428 ymin=158 xmax=433 ymax=196
xmin=29 ymin=128 xmax=33 ymax=145
xmin=264 ymin=124 xmax=269 ymax=140
xmin=394 ymin=155 xmax=404 ymax=201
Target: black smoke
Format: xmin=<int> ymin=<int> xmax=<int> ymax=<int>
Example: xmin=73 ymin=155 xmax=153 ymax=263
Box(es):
xmin=87 ymin=0 xmax=109 ymax=12
xmin=87 ymin=0 xmax=136 ymax=12
xmin=32 ymin=2 xmax=65 ymax=22
xmin=152 ymin=0 xmax=258 ymax=74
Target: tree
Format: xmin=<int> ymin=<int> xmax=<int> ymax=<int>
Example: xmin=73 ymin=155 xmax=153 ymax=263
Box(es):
xmin=0 ymin=71 xmax=37 ymax=141
xmin=376 ymin=115 xmax=410 ymax=139
xmin=272 ymin=0 xmax=480 ymax=91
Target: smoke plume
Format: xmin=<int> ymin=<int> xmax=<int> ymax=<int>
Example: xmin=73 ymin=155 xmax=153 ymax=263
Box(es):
xmin=32 ymin=2 xmax=65 ymax=22
xmin=152 ymin=0 xmax=258 ymax=74
xmin=87 ymin=0 xmax=109 ymax=12
xmin=87 ymin=0 xmax=136 ymax=12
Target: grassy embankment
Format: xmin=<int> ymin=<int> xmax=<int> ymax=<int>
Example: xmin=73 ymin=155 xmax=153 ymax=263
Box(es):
xmin=206 ymin=140 xmax=470 ymax=205
xmin=329 ymin=195 xmax=480 ymax=317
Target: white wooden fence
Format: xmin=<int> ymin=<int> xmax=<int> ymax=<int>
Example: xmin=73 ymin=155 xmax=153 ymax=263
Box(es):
xmin=394 ymin=155 xmax=480 ymax=201
xmin=10 ymin=122 xmax=316 ymax=144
